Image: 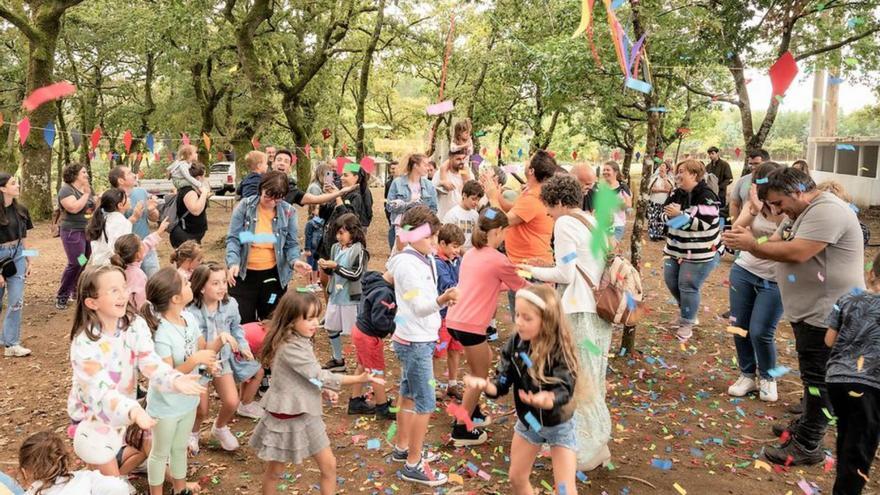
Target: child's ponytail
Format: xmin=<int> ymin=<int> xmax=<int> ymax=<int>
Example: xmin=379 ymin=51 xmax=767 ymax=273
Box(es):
xmin=86 ymin=188 xmax=126 ymax=242
xmin=141 ymin=266 xmax=184 ymax=335
xmin=111 ymin=234 xmax=141 ymax=270
xmin=470 ymin=207 xmax=508 ymax=249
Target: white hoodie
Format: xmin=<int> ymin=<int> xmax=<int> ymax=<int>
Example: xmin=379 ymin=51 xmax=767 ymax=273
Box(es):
xmin=385 ymin=246 xmax=442 ymax=343
xmin=26 ymin=470 xmax=130 ymax=495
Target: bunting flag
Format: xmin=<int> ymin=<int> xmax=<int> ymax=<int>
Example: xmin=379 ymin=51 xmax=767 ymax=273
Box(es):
xmin=251 ymin=135 xmax=260 ymax=150
xmin=123 ymin=130 xmax=133 ymax=154
xmin=145 ymin=133 xmax=155 ymax=153
xmin=360 ymin=156 xmax=376 ymax=174
xmin=43 ymin=121 xmax=55 ymax=147
xmin=202 ymin=132 xmax=212 ymax=151
xmin=336 ymin=156 xmax=351 ymax=174
xmin=90 ymin=127 xmax=102 ymax=150
xmin=181 ymin=133 xmax=190 ymax=146
xmin=18 ymin=118 xmax=30 ymax=146
xmin=0 ymin=112 xmax=4 ymax=129
xmin=70 ymin=128 xmax=81 ymax=148
xmin=22 ymin=81 xmax=76 ymax=111
xmin=341 ymin=142 xmax=348 ymax=154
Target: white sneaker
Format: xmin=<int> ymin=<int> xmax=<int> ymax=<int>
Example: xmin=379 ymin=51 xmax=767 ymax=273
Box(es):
xmin=4 ymin=345 xmax=31 ymax=357
xmin=675 ymin=324 xmax=694 ymax=341
xmin=759 ymin=380 xmax=778 ymax=402
xmin=188 ymin=432 xmax=200 ymax=455
xmin=212 ymin=423 xmax=240 ymax=451
xmin=727 ymin=375 xmax=758 ymax=397
xmin=236 ymin=401 xmax=265 ymax=419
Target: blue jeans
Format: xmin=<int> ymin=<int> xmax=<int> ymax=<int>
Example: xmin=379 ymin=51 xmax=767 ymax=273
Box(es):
xmin=514 ymin=417 xmax=577 ymax=451
xmin=141 ymin=249 xmax=160 ymax=278
xmin=393 ymin=340 xmax=436 ymax=414
xmin=663 ymin=254 xmax=718 ymax=324
xmin=728 ymin=264 xmax=783 ymax=379
xmin=0 ymin=244 xmax=26 ymax=347
xmin=387 ymin=224 xmax=396 ymax=249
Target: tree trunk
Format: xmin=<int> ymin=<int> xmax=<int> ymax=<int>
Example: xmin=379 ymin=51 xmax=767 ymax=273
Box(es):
xmin=135 ymin=51 xmax=157 ymax=172
xmin=56 ymin=99 xmax=71 ymax=189
xmin=355 ymin=0 xmax=385 ymax=161
xmin=620 ymin=146 xmax=634 ymax=185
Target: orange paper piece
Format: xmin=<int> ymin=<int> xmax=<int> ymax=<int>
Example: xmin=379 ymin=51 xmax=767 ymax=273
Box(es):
xmin=123 ymin=130 xmax=133 ymax=154
xmin=17 ymin=117 xmax=30 ymax=146
xmin=251 ymin=136 xmax=260 ymax=150
xmin=90 ymin=127 xmax=102 ymax=150
xmin=202 ymin=132 xmax=212 ymax=151
xmin=769 ymin=51 xmax=798 ymax=98
xmin=22 ymin=81 xmax=76 ymax=111
xmin=445 ymin=402 xmax=475 ymax=431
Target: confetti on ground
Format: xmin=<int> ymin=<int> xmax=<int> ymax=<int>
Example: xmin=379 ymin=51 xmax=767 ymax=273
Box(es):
xmin=797 ymin=478 xmax=814 ymax=494
xmin=366 ymin=438 xmax=381 ymax=450
xmin=725 ymin=326 xmax=748 ymax=338
xmin=651 ymin=458 xmax=672 ymax=470
xmin=754 ymin=460 xmax=771 ymax=471
xmin=673 ymin=482 xmax=687 ymax=494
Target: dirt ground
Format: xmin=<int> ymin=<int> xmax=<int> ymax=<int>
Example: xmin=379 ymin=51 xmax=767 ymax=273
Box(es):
xmin=0 ymin=188 xmax=878 ymax=495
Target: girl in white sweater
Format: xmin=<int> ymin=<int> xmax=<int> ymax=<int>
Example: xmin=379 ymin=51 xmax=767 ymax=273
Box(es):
xmin=86 ymin=188 xmax=132 ymax=266
xmin=20 ymin=431 xmax=130 ymax=495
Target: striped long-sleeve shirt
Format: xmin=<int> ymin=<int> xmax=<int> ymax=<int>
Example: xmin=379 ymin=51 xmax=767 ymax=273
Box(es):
xmin=662 ymin=181 xmax=721 ymax=263
xmin=325 ymin=241 xmax=369 ymax=304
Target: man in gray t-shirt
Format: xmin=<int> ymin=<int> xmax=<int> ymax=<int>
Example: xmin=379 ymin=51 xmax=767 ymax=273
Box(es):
xmin=722 ymin=167 xmax=865 ymax=467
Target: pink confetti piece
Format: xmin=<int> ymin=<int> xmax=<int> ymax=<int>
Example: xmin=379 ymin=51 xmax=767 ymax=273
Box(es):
xmin=426 ymin=100 xmax=454 ymax=116
xmin=397 ymin=223 xmax=432 ymax=244
xmin=817 ymin=272 xmax=824 ymax=282
xmin=797 ymin=479 xmax=814 ymax=495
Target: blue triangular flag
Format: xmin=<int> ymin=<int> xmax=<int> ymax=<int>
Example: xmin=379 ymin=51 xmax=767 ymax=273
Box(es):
xmin=146 ymin=133 xmax=155 ymax=153
xmin=43 ymin=121 xmax=56 ymax=147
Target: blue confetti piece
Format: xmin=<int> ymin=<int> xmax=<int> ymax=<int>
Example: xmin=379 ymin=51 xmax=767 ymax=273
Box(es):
xmin=519 ymin=352 xmax=533 ymax=368
xmin=561 ymin=252 xmax=578 ymax=264
xmin=576 ymin=471 xmax=588 ymax=482
xmin=651 ymin=458 xmax=672 ymax=470
xmin=253 ymin=233 xmax=277 ymax=244
xmin=787 ymin=274 xmax=796 ymax=283
xmin=558 ymin=483 xmax=568 ymax=495
xmin=755 ymin=178 xmax=769 ymax=184
xmin=268 ymin=293 xmax=277 ymax=304
xmin=833 ymin=304 xmax=841 ymax=312
xmin=497 ymin=375 xmax=507 ymax=385
xmin=797 ymin=183 xmax=807 ymax=192
xmin=238 ymin=231 xmax=255 ymax=243
xmin=22 ymin=249 xmax=38 ymax=257
xmin=767 ymin=366 xmax=790 ymax=378
xmin=690 ymin=447 xmax=704 ymax=458
xmin=466 ymin=462 xmax=479 ymax=473
xmin=851 ymin=287 xmax=865 ymax=296
xmin=836 ymin=144 xmax=856 ymax=151
xmin=849 ymin=203 xmax=860 ymax=214
xmin=625 ymin=292 xmax=637 ymax=311
xmin=484 ymin=208 xmax=497 ymax=220
xmin=308 ymin=377 xmax=323 ymax=388
xmin=736 ymin=406 xmax=746 ymax=417
xmin=625 ymin=77 xmax=652 ymax=94
xmin=647 ymin=106 xmax=667 ymax=113
xmin=666 ymin=214 xmax=690 ymax=230
xmin=366 ymin=438 xmax=381 ymax=450
xmin=435 ymin=341 xmax=448 ymax=351
xmin=487 ymin=332 xmax=498 ymax=341
xmin=524 ymin=411 xmax=542 ymax=432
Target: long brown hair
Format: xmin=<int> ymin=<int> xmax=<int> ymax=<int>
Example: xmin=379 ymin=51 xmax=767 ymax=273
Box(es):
xmin=19 ymin=431 xmax=71 ymax=494
xmin=189 ymin=261 xmax=228 ymax=308
xmin=70 ymin=265 xmax=136 ymax=342
xmin=404 ymin=153 xmax=428 ymax=175
xmin=471 ymin=207 xmax=508 ymax=249
xmin=260 ymin=290 xmax=322 ymax=368
xmin=515 ymin=285 xmax=584 ymax=411
xmin=110 ymin=233 xmax=142 ymax=269
xmin=140 ymin=267 xmax=184 ymax=335
xmin=86 ymin=188 xmax=127 ymax=242
xmin=0 ymin=173 xmax=27 ymax=227
xmin=170 ymin=240 xmax=202 ymax=267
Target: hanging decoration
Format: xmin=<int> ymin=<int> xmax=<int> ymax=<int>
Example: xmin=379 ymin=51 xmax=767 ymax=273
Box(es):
xmin=145 ymin=133 xmax=155 ymax=153
xmin=43 ymin=121 xmax=56 ymax=147
xmin=123 ymin=130 xmax=133 ymax=154
xmin=90 ymin=127 xmax=102 ymax=150
xmin=22 ymin=81 xmax=76 ymax=112
xmin=18 ymin=118 xmax=30 ymax=146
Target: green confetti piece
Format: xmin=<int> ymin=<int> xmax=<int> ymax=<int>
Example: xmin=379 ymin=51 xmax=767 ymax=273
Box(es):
xmin=540 ymin=479 xmax=554 ymax=491
xmin=866 ymin=261 xmax=874 ymax=272
xmin=277 ymin=483 xmax=287 ymax=491
xmin=212 ymin=476 xmax=221 ymax=485
xmin=580 ymin=338 xmax=602 ymax=356
xmin=389 ymin=406 xmax=399 ymax=413
xmin=590 ymin=183 xmax=620 ymax=258
xmin=77 ymin=253 xmax=88 ymax=266
xmin=605 ymin=461 xmax=616 ymax=470
xmin=756 ymin=236 xmax=768 ymax=245
xmin=822 ymin=407 xmax=837 ymax=425
xmin=386 ymin=422 xmax=397 ymax=442
xmin=343 ymin=162 xmax=361 ymax=173
xmin=808 ymin=386 xmax=821 ymax=397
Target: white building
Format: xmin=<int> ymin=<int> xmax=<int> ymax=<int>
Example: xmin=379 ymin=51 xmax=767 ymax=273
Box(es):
xmin=807 ymin=137 xmax=880 ymax=207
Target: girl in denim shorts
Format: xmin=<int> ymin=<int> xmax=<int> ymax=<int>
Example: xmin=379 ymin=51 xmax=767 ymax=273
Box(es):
xmin=464 ymin=285 xmax=583 ymax=494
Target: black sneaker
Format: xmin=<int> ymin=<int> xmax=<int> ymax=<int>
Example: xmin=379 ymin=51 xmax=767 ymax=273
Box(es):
xmin=764 ymin=438 xmax=824 ymax=466
xmin=787 ymin=398 xmax=805 ymax=415
xmin=322 ymin=358 xmax=346 ymax=372
xmin=771 ymin=417 xmax=801 ymax=438
xmin=391 ymin=446 xmax=440 ymax=463
xmin=486 ymin=326 xmax=498 ymax=339
xmin=347 ymin=396 xmax=376 ymax=415
xmin=471 ymin=406 xmax=492 ymax=427
xmin=400 ymin=459 xmax=447 ymax=486
xmin=55 ymin=297 xmax=68 ymax=310
xmin=375 ymin=400 xmax=396 ymax=420
xmin=451 ymin=423 xmax=488 ymax=447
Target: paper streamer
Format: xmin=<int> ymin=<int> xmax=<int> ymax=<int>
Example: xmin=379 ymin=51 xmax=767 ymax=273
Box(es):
xmin=22 ymin=81 xmax=76 ymax=111
xmin=625 ymin=77 xmax=652 ymax=94
xmin=426 ymin=100 xmax=454 ymax=116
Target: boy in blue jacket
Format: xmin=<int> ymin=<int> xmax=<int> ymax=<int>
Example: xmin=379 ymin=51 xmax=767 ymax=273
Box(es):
xmin=348 ymin=270 xmax=397 ymax=419
xmin=434 ymin=224 xmax=465 ymax=400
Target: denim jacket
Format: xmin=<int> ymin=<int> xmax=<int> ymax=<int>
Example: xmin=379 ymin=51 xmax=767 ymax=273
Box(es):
xmin=385 ymin=176 xmax=438 ymax=215
xmin=225 ymin=196 xmax=300 ymax=286
xmin=186 ymin=299 xmax=249 ymax=352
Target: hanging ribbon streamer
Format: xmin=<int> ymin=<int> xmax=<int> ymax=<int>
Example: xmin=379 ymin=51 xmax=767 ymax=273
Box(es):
xmin=426 ymin=12 xmax=457 ymax=149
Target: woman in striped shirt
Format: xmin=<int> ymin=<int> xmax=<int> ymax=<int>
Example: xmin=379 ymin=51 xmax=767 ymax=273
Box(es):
xmin=661 ymin=159 xmax=722 ymax=341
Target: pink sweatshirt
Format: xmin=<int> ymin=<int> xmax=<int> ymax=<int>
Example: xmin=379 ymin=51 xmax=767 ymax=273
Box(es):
xmin=445 ymin=246 xmax=527 ymax=335
xmin=125 ymin=232 xmax=160 ymax=310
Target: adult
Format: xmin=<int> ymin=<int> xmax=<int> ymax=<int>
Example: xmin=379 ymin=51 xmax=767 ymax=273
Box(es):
xmin=707 ymin=146 xmax=734 ymax=219
xmin=386 ymin=154 xmax=438 ymax=251
xmin=662 ymin=159 xmax=722 ymax=341
xmin=264 ymin=145 xmax=277 ymax=165
xmin=725 ymin=162 xmax=786 ymax=403
xmin=433 ymin=149 xmax=472 ymax=220
xmin=791 ymin=159 xmax=810 ymax=177
xmin=307 ymin=163 xmax=331 ymax=197
xmin=315 ymin=166 xmax=373 ymax=262
xmin=383 ymin=161 xmax=399 ymax=248
xmin=170 ymin=162 xmax=211 ymax=248
xmin=272 ymin=151 xmax=352 ymax=208
xmin=647 ymin=162 xmax=675 ymax=241
xmin=570 ymin=163 xmax=598 ymax=213
xmin=0 ymin=174 xmax=33 ymax=357
xmin=56 ymin=163 xmax=95 ymax=310
xmin=109 ymin=166 xmax=160 ymax=276
xmin=426 ymin=160 xmax=436 ymax=180
xmin=729 ymin=148 xmax=769 ymax=220
xmin=518 ymin=174 xmax=612 ymax=471
xmin=600 ymin=161 xmax=632 ymax=242
xmin=226 ymin=171 xmax=308 ymax=323
xmin=722 ymin=167 xmax=865 ymax=466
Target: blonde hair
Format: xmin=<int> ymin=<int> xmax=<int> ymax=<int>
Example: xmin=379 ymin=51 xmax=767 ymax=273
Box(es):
xmin=816 ymin=180 xmax=852 ymax=203
xmin=177 ymin=144 xmax=197 ymax=162
xmin=515 ymin=285 xmax=585 ymax=412
xmin=245 ymin=150 xmax=267 ymax=171
xmin=675 ymin=159 xmax=706 ymax=182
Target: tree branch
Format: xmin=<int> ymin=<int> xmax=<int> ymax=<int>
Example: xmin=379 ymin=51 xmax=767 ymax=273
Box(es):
xmin=795 ymin=27 xmax=880 ymax=61
xmin=680 ymin=81 xmax=737 ymax=104
xmin=0 ymin=6 xmax=39 ymax=42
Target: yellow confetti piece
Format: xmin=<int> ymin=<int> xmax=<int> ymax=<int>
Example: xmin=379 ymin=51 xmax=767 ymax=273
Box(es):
xmin=516 ymin=269 xmax=532 ymax=279
xmin=857 ymin=356 xmax=864 ymax=372
xmin=849 ymin=391 xmax=864 ymax=398
xmin=403 ymin=289 xmax=420 ymax=301
xmin=673 ymin=482 xmax=687 ymax=495
xmin=756 ymin=236 xmax=769 ymax=245
xmin=754 ymin=459 xmax=772 ymax=472
xmin=448 ymin=473 xmax=464 ymax=484
xmin=725 ymin=326 xmax=748 ymax=337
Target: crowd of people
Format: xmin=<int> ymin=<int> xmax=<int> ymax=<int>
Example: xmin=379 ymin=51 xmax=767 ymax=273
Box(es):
xmin=0 ymin=131 xmax=876 ymax=495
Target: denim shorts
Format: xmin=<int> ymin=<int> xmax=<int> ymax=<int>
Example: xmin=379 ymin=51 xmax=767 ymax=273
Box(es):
xmin=514 ymin=416 xmax=577 ymax=451
xmin=393 ymin=340 xmax=436 ymax=414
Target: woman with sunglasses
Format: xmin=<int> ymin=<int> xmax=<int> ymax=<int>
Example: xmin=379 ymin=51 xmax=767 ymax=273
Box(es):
xmin=226 ymin=171 xmax=310 ymax=323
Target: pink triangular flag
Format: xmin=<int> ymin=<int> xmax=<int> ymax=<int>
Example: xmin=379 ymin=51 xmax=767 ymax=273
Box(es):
xmin=17 ymin=117 xmax=30 ymax=146
xmin=360 ymin=156 xmax=376 ymax=174
xmin=181 ymin=133 xmax=190 ymax=146
xmin=336 ymin=156 xmax=351 ymax=174
xmin=22 ymin=82 xmax=76 ymax=112
xmin=304 ymin=143 xmax=312 ymax=157
xmin=769 ymin=51 xmax=798 ymax=98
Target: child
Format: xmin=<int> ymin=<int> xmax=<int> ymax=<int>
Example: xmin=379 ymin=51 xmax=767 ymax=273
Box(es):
xmin=166 ymin=144 xmax=202 ymax=191
xmin=171 ymin=240 xmax=203 ymax=280
xmin=187 ymin=262 xmax=265 ymax=455
xmin=19 ymin=431 xmax=130 ymax=495
xmin=141 ymin=267 xmax=235 ymax=495
xmin=86 ymin=188 xmax=131 ymax=266
xmin=824 ymin=252 xmax=880 ymax=495
xmin=385 ymin=205 xmax=459 ymax=486
xmin=67 ymin=265 xmax=205 ymax=476
xmin=348 ymin=270 xmax=397 ymax=419
xmin=445 ymin=207 xmax=528 ymax=446
xmin=250 ymin=290 xmax=379 ymax=495
xmin=318 ymin=213 xmax=369 ymax=372
xmin=433 ymin=224 xmax=465 ymax=401
xmin=109 ymin=218 xmax=170 ymax=308
xmin=450 ymin=118 xmax=473 ymax=157
xmin=442 ymin=180 xmax=483 ymax=252
xmin=236 ymin=151 xmax=269 ymax=199
xmin=464 ymin=285 xmax=581 ymax=495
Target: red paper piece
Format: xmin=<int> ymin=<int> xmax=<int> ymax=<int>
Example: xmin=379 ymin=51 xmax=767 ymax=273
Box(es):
xmin=571 ymin=150 xmax=578 ymax=160
xmin=734 ymin=147 xmax=742 ymax=158
xmin=291 ymin=154 xmax=298 ymax=165
xmin=304 ymin=143 xmax=311 ymax=157
xmin=181 ymin=133 xmax=190 ymax=146
xmin=17 ymin=118 xmax=30 ymax=146
xmin=445 ymin=402 xmax=475 ymax=432
xmin=548 ymin=150 xmax=556 ymax=158
xmin=769 ymin=51 xmax=798 ymax=98
xmin=321 ymin=128 xmax=331 ymax=141
xmin=90 ymin=127 xmax=102 ymax=150
xmin=22 ymin=81 xmax=76 ymax=111
xmin=123 ymin=130 xmax=133 ymax=154
xmin=342 ymin=142 xmax=348 ymax=154
xmin=251 ymin=136 xmax=260 ymax=150
xmin=612 ymin=150 xmax=621 ymax=161
xmin=336 ymin=156 xmax=351 ymax=174
xmin=360 ymin=156 xmax=376 ymax=174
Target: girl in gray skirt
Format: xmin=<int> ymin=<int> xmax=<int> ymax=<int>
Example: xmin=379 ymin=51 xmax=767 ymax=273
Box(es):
xmin=250 ymin=290 xmax=380 ymax=495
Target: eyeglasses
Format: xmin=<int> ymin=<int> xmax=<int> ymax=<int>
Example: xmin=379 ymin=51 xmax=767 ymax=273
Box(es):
xmin=263 ymin=193 xmax=284 ymax=201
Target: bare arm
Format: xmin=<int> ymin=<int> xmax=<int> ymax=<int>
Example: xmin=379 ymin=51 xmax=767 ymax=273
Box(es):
xmin=749 ymin=237 xmax=827 ymax=263
xmin=824 ymin=328 xmax=838 ymax=348
xmin=183 ymin=188 xmax=210 ymax=216
xmin=60 ymin=190 xmax=91 ymax=214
